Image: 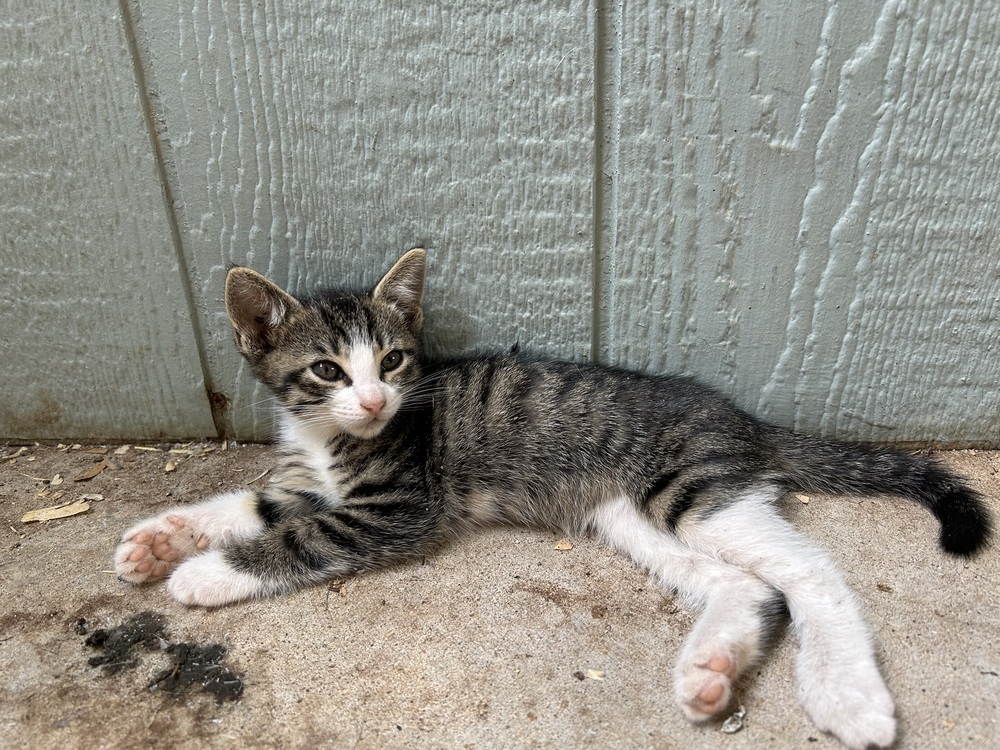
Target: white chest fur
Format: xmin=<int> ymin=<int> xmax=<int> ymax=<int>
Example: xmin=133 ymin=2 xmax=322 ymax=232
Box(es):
xmin=277 ymin=414 xmax=349 ymax=504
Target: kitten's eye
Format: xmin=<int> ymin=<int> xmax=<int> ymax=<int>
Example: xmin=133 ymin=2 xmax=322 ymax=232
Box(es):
xmin=381 ymin=350 xmax=404 ymax=373
xmin=311 ymin=360 xmax=344 ymax=382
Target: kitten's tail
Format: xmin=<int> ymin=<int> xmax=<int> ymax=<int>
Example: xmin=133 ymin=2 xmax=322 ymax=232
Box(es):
xmin=764 ymin=426 xmax=993 ymax=557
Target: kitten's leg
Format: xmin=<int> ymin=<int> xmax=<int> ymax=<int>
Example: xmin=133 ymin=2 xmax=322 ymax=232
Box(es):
xmin=682 ymin=490 xmax=896 ymax=750
xmin=165 ymin=501 xmax=441 ymax=607
xmin=114 ymin=491 xmax=264 ymax=584
xmin=674 ymin=581 xmax=787 ymax=719
xmin=588 ymin=496 xmax=785 ymax=720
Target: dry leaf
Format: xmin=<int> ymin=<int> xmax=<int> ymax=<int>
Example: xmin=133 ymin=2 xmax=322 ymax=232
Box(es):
xmin=6 ymin=446 xmax=30 ymax=460
xmin=49 ymin=474 xmax=64 ymax=486
xmin=73 ymin=460 xmax=108 ymax=482
xmin=113 ymin=445 xmax=131 ymax=455
xmin=79 ymin=493 xmax=104 ymax=502
xmin=584 ymin=669 xmax=605 ymax=680
xmin=554 ymin=538 xmax=574 ymax=551
xmin=164 ymin=461 xmax=177 ymax=473
xmin=795 ymin=494 xmax=810 ymax=504
xmin=134 ymin=446 xmax=162 ymax=452
xmin=21 ymin=499 xmax=92 ymax=523
xmin=168 ymin=448 xmax=193 ymax=455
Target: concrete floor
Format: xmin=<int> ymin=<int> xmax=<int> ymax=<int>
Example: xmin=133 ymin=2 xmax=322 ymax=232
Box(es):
xmin=1 ymin=442 xmax=997 ymax=750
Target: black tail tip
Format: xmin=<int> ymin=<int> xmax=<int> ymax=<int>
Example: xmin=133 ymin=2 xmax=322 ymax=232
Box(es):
xmin=937 ymin=489 xmax=994 ymax=557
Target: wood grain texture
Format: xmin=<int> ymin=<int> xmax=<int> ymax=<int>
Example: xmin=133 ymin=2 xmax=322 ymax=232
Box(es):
xmin=138 ymin=0 xmax=595 ymax=439
xmin=0 ymin=0 xmax=216 ymax=440
xmin=3 ymin=0 xmax=998 ymax=446
xmin=602 ymin=0 xmax=1000 ymax=444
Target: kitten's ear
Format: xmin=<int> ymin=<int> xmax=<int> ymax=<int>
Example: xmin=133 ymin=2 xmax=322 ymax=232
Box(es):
xmin=225 ymin=267 xmax=303 ymax=358
xmin=371 ymin=248 xmax=426 ymax=329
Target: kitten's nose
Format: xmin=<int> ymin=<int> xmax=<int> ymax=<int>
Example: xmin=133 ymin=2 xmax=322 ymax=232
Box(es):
xmin=360 ymin=394 xmax=385 ymax=417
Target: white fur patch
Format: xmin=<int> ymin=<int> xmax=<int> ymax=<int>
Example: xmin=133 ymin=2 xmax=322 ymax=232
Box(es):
xmin=166 ymin=550 xmax=268 ymax=606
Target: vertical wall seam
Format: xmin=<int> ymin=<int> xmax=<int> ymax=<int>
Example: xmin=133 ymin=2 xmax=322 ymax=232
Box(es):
xmin=592 ymin=0 xmax=622 ymax=363
xmin=119 ymin=0 xmax=225 ymax=438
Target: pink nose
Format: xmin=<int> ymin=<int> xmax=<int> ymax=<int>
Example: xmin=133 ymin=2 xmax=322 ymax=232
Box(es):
xmin=360 ymin=395 xmax=385 ymax=417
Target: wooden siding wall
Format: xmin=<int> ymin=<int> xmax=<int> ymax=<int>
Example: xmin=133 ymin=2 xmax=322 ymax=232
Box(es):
xmin=2 ymin=0 xmax=998 ymax=445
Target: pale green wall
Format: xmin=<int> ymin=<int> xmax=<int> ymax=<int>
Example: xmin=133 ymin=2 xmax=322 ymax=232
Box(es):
xmin=2 ymin=0 xmax=998 ymax=445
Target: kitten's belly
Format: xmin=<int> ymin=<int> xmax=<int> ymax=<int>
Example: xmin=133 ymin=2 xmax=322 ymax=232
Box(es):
xmin=464 ymin=490 xmax=504 ymax=524
xmin=458 ymin=483 xmax=617 ymax=531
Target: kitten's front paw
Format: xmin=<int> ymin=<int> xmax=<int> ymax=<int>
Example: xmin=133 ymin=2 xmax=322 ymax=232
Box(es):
xmin=799 ymin=661 xmax=896 ymax=750
xmin=167 ymin=550 xmax=266 ymax=607
xmin=114 ymin=513 xmax=210 ymax=584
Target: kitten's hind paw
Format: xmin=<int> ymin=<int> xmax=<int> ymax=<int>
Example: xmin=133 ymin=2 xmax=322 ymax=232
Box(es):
xmin=799 ymin=662 xmax=896 ymax=750
xmin=114 ymin=514 xmax=210 ymax=584
xmin=676 ymin=653 xmax=737 ymax=721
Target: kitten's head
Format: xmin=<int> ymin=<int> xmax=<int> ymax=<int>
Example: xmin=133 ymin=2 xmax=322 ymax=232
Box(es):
xmin=225 ymin=249 xmax=426 ymax=439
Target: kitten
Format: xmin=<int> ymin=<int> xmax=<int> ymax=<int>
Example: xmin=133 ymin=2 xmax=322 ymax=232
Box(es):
xmin=115 ymin=249 xmax=992 ymax=750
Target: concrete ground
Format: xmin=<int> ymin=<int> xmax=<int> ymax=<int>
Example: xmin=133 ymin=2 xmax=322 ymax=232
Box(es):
xmin=1 ymin=442 xmax=997 ymax=750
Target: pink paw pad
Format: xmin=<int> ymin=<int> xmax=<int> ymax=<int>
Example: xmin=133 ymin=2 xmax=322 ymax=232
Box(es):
xmin=678 ymin=653 xmax=738 ymax=720
xmin=114 ymin=514 xmax=210 ymax=584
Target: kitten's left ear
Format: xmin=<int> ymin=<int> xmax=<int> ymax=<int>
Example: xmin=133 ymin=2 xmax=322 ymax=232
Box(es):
xmin=372 ymin=248 xmax=426 ymax=330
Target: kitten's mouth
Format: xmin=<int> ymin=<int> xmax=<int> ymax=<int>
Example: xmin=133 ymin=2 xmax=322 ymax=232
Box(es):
xmin=352 ymin=412 xmax=389 ymax=439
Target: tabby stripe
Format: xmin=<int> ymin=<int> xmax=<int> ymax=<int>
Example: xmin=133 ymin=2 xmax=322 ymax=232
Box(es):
xmin=664 ymin=474 xmax=739 ymax=531
xmin=555 ymin=375 xmax=579 ymax=405
xmin=364 ymin=310 xmax=382 ymax=348
xmin=300 ymin=371 xmax=333 ymax=399
xmin=257 ymin=497 xmax=285 ymax=526
xmin=289 ymin=399 xmax=324 ymax=413
xmin=284 ymin=527 xmax=329 ymax=570
xmin=315 ymin=312 xmax=348 ymax=345
xmin=314 ymin=516 xmax=362 ymax=553
xmin=333 ymin=510 xmax=383 ymax=537
xmin=477 ymin=359 xmax=497 ymax=410
xmin=638 ymin=469 xmax=683 ymax=509
xmin=291 ymin=489 xmax=333 ymax=513
xmin=346 ymin=480 xmax=401 ymax=500
xmin=353 ymin=500 xmax=415 ymax=519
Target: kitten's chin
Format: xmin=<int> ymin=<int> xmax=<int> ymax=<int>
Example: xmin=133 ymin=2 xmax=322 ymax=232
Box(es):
xmin=347 ymin=421 xmax=386 ymax=440
xmin=344 ymin=412 xmax=394 ymax=440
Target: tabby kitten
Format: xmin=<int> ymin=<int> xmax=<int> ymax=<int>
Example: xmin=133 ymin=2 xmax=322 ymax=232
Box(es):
xmin=115 ymin=249 xmax=992 ymax=750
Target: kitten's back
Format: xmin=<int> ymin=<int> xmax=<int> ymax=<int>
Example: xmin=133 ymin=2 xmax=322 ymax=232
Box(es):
xmin=423 ymin=353 xmax=991 ymax=555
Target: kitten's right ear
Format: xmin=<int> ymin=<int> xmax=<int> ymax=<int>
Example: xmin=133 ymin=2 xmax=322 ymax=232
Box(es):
xmin=372 ymin=248 xmax=426 ymax=330
xmin=225 ymin=267 xmax=303 ymax=358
